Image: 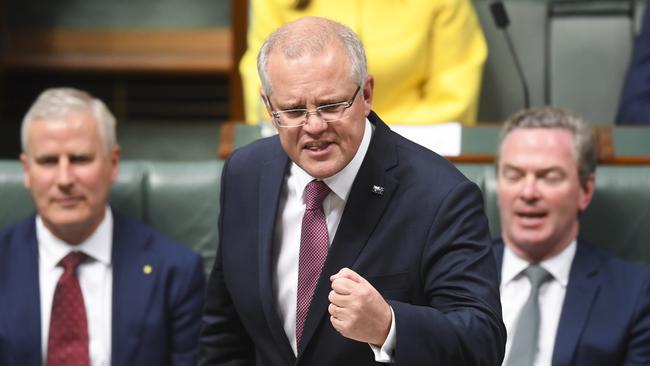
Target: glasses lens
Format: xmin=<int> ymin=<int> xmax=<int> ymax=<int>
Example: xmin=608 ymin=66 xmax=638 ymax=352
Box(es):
xmin=318 ymin=103 xmax=348 ymax=122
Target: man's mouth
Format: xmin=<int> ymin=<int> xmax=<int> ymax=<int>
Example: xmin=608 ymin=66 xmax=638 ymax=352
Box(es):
xmin=304 ymin=141 xmax=331 ymax=151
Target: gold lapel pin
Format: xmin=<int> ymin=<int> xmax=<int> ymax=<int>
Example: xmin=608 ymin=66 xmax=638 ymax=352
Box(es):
xmin=143 ymin=265 xmax=153 ymax=274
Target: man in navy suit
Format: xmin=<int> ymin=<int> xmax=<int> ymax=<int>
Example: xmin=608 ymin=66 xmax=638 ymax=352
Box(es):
xmin=200 ymin=16 xmax=505 ymax=365
xmin=494 ymin=107 xmax=650 ymax=365
xmin=0 ymin=87 xmax=205 ymax=365
xmin=617 ymin=3 xmax=650 ymax=125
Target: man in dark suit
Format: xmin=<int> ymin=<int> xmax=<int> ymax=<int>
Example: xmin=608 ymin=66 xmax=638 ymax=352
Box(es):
xmin=0 ymin=87 xmax=205 ymax=365
xmin=617 ymin=3 xmax=650 ymax=125
xmin=494 ymin=107 xmax=650 ymax=365
xmin=199 ymin=16 xmax=505 ymax=365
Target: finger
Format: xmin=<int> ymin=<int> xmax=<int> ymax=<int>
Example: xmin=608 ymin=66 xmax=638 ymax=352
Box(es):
xmin=330 ymin=315 xmax=344 ymax=333
xmin=330 ymin=277 xmax=357 ymax=295
xmin=328 ymin=290 xmax=344 ymax=306
xmin=328 ymin=302 xmax=337 ymax=317
xmin=336 ymin=267 xmax=366 ymax=284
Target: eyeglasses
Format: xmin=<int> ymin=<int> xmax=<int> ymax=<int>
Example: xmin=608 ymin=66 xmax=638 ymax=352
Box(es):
xmin=266 ymin=86 xmax=361 ymax=128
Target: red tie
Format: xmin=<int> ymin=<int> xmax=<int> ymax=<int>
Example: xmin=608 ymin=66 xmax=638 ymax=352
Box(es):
xmin=47 ymin=251 xmax=90 ymax=366
xmin=296 ymin=180 xmax=331 ymax=348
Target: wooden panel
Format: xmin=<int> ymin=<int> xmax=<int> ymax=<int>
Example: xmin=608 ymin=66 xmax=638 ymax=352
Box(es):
xmin=1 ymin=28 xmax=231 ymax=73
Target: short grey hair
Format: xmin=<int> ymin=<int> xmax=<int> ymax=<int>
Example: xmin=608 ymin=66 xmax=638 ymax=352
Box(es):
xmin=21 ymin=87 xmax=117 ymax=155
xmin=498 ymin=106 xmax=597 ymax=186
xmin=257 ymin=16 xmax=368 ymax=96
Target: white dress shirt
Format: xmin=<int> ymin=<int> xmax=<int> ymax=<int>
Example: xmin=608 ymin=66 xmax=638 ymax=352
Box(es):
xmin=500 ymin=240 xmax=576 ymax=366
xmin=273 ymin=119 xmax=396 ymax=361
xmin=38 ymin=207 xmax=113 ymax=366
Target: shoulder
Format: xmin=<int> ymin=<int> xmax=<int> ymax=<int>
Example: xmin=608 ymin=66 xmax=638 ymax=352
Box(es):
xmin=113 ymin=212 xmax=202 ymax=267
xmin=0 ymin=216 xmax=35 ymax=248
xmin=223 ymin=135 xmax=286 ymax=175
xmin=578 ymin=240 xmax=650 ymax=288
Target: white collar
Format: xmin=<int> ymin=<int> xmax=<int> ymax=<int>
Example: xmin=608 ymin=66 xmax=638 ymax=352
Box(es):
xmin=291 ymin=118 xmax=374 ymax=201
xmin=502 ymin=240 xmax=576 ymax=288
xmin=37 ymin=206 xmax=113 ymax=269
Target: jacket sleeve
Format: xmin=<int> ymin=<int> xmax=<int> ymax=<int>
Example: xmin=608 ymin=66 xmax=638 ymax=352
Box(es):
xmin=391 ymin=181 xmax=506 ymax=365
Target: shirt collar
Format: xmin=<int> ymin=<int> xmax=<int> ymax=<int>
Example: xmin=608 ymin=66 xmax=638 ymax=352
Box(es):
xmin=37 ymin=206 xmax=114 ymax=269
xmin=291 ymin=118 xmax=374 ymax=202
xmin=502 ymin=239 xmax=576 ymax=288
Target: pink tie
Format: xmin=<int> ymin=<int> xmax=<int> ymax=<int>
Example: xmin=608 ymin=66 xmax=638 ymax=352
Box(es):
xmin=47 ymin=251 xmax=90 ymax=366
xmin=296 ymin=180 xmax=331 ymax=348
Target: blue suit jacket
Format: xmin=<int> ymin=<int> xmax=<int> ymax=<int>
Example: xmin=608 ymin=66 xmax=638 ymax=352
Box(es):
xmin=0 ymin=210 xmax=206 ymax=366
xmin=617 ymin=4 xmax=650 ymax=125
xmin=493 ymin=239 xmax=650 ymax=365
xmin=200 ymin=112 xmax=506 ymax=365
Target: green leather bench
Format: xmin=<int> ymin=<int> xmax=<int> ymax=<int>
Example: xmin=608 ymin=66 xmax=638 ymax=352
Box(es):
xmin=1 ymin=160 xmax=648 ymax=273
xmin=0 ymin=160 xmax=223 ymax=275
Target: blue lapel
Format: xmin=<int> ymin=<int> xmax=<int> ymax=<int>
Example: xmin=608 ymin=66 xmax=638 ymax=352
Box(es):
xmin=1 ymin=217 xmax=42 ymax=365
xmin=296 ymin=113 xmax=399 ymax=356
xmin=256 ymin=140 xmax=296 ymax=359
xmin=552 ymin=241 xmax=603 ymax=366
xmin=110 ymin=212 xmax=159 ymax=366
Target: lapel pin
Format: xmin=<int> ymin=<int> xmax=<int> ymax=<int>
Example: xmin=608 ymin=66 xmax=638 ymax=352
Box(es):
xmin=143 ymin=265 xmax=153 ymax=275
xmin=371 ymin=185 xmax=385 ymax=196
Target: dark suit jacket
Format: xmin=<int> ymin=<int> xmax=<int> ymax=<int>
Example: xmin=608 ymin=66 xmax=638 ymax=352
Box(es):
xmin=0 ymin=210 xmax=206 ymax=366
xmin=200 ymin=112 xmax=506 ymax=365
xmin=493 ymin=239 xmax=650 ymax=365
xmin=617 ymin=3 xmax=650 ymax=125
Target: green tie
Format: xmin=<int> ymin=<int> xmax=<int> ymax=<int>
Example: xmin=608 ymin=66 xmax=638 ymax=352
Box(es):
xmin=505 ymin=265 xmax=552 ymax=366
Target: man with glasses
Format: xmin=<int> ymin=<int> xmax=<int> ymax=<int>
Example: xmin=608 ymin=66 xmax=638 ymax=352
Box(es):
xmin=200 ymin=17 xmax=505 ymax=365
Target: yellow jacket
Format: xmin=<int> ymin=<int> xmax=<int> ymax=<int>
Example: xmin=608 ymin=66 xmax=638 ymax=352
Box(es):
xmin=240 ymin=0 xmax=487 ymax=125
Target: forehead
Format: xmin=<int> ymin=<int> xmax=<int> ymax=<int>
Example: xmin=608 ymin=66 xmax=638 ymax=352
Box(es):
xmin=499 ymin=128 xmax=577 ymax=166
xmin=266 ymin=44 xmax=352 ymax=94
xmin=28 ymin=112 xmax=101 ymax=150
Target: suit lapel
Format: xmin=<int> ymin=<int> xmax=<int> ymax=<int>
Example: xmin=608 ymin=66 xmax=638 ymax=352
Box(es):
xmin=298 ymin=114 xmax=399 ymax=354
xmin=257 ymin=144 xmax=295 ymax=358
xmin=552 ymin=242 xmax=603 ymax=366
xmin=3 ymin=218 xmax=42 ymax=365
xmin=111 ymin=213 xmax=159 ymax=366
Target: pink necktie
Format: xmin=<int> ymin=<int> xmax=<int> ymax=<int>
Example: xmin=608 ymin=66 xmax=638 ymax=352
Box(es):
xmin=296 ymin=180 xmax=331 ymax=348
xmin=47 ymin=251 xmax=90 ymax=366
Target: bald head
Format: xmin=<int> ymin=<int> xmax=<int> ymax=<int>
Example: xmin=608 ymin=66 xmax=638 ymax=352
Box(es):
xmin=257 ymin=16 xmax=368 ymax=96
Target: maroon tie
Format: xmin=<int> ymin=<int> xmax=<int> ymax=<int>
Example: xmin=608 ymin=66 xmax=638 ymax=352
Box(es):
xmin=296 ymin=180 xmax=331 ymax=348
xmin=47 ymin=251 xmax=89 ymax=366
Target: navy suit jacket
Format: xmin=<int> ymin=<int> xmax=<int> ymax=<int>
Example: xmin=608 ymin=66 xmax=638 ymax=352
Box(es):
xmin=0 ymin=210 xmax=206 ymax=366
xmin=617 ymin=3 xmax=650 ymax=125
xmin=493 ymin=239 xmax=650 ymax=365
xmin=200 ymin=112 xmax=506 ymax=365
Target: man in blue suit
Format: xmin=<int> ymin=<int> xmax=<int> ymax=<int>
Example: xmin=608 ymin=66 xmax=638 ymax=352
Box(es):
xmin=617 ymin=3 xmax=650 ymax=125
xmin=494 ymin=107 xmax=650 ymax=365
xmin=0 ymin=87 xmax=205 ymax=365
xmin=200 ymin=17 xmax=506 ymax=365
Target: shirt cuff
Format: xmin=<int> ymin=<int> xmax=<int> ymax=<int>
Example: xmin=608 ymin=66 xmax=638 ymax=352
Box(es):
xmin=369 ymin=306 xmax=396 ymax=363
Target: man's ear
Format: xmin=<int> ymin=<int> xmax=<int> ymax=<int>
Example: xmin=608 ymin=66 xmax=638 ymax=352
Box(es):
xmin=20 ymin=152 xmax=31 ymax=189
xmin=578 ymin=173 xmax=596 ymax=212
xmin=260 ymin=94 xmax=273 ymax=119
xmin=362 ymin=75 xmax=374 ymax=117
xmin=109 ymin=146 xmax=121 ymax=183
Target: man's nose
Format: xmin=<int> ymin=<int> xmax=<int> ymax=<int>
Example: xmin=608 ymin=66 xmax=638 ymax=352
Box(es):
xmin=520 ymin=175 xmax=540 ymax=200
xmin=302 ymin=112 xmax=329 ymax=134
xmin=55 ymin=160 xmax=74 ymax=187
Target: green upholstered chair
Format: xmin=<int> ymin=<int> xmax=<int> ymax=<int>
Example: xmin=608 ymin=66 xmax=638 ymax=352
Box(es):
xmin=0 ymin=160 xmax=223 ymax=275
xmin=1 ymin=159 xmax=648 ymax=272
xmin=456 ymin=163 xmax=650 ymax=267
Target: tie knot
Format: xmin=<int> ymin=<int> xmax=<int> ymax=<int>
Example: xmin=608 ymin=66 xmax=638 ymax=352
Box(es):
xmin=524 ymin=264 xmax=552 ymax=288
xmin=304 ymin=180 xmax=330 ymax=210
xmin=59 ymin=251 xmax=86 ymax=273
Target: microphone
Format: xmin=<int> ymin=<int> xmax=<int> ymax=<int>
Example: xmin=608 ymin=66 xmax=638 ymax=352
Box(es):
xmin=489 ymin=1 xmax=531 ymax=109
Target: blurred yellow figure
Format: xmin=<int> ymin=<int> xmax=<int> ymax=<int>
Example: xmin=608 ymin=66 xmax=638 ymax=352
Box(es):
xmin=240 ymin=0 xmax=487 ymax=126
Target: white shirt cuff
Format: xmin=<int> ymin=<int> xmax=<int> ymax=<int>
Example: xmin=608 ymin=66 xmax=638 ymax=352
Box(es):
xmin=369 ymin=306 xmax=396 ymax=363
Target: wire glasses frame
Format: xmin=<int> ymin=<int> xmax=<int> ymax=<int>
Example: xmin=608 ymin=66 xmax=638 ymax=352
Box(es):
xmin=265 ymin=85 xmax=361 ymax=128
